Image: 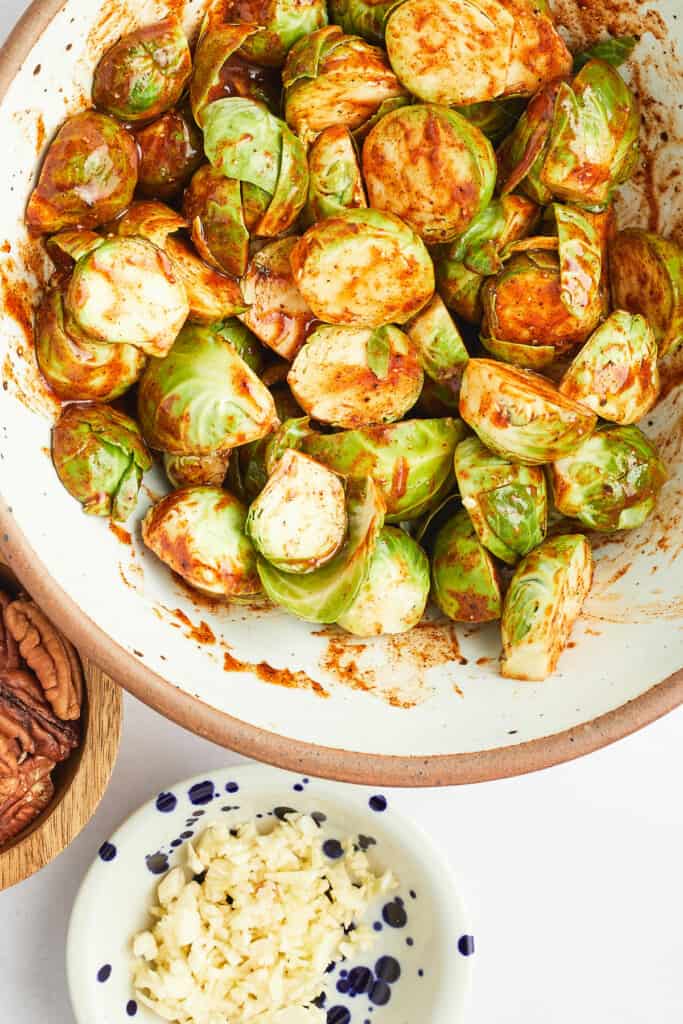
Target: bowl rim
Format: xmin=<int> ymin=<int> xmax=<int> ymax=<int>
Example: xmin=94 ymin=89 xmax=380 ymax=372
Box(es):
xmin=1 ymin=0 xmax=681 ymax=788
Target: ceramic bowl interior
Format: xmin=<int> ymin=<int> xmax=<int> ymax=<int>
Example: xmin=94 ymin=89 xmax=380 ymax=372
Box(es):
xmin=67 ymin=765 xmax=473 ymax=1024
xmin=0 ymin=0 xmax=681 ymax=785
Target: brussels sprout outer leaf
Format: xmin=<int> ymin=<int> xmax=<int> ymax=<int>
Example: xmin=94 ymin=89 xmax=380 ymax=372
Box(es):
xmin=257 ymin=476 xmax=385 ymax=622
xmin=573 ymin=35 xmax=637 ymax=73
xmin=142 ymin=486 xmax=261 ymax=597
xmin=337 ymin=526 xmax=430 ymax=635
xmin=554 ymin=204 xmax=602 ymax=321
xmin=480 ymin=334 xmax=559 ymax=369
xmin=329 ymin=0 xmax=401 ymax=43
xmin=559 ymin=310 xmax=659 ymax=424
xmin=203 ymin=98 xmax=283 ymax=194
xmin=190 ymin=24 xmax=260 ymax=125
xmin=255 ymin=125 xmax=309 ymax=236
xmin=240 ymin=236 xmax=316 ymax=361
xmin=164 ymin=235 xmax=247 ymax=322
xmin=496 ymin=79 xmax=562 ymax=204
xmin=501 ymin=534 xmax=592 ymax=680
xmin=454 ymin=98 xmax=526 ymax=144
xmin=454 ymin=435 xmax=547 ymax=563
xmin=431 ymin=509 xmax=502 ymax=622
xmin=282 ymin=25 xmax=341 ymax=89
xmin=304 ymin=125 xmax=367 ymax=226
xmin=115 ymin=199 xmax=188 ymax=248
xmin=185 ymin=169 xmax=251 ymax=278
xmin=459 ymin=359 xmax=597 ymax=465
xmin=265 ymin=416 xmax=315 ymax=475
xmin=46 ymin=230 xmax=105 ymax=268
xmin=302 ymin=417 xmax=467 ymax=521
xmin=352 ymin=95 xmax=412 ymax=145
xmin=549 ymin=424 xmax=668 ymax=531
xmin=224 ymin=0 xmax=328 ymax=69
xmin=405 ymin=293 xmax=469 ymax=382
xmin=609 ymin=229 xmax=683 ymax=357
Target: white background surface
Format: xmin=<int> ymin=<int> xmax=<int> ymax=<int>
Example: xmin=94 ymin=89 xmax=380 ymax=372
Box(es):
xmin=1 ymin=2 xmax=682 ymax=1022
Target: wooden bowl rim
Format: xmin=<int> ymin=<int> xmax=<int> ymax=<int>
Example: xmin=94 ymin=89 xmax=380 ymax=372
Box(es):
xmin=0 ymin=0 xmax=681 ymax=789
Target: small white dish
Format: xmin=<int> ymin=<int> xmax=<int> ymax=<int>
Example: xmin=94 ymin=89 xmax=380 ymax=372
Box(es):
xmin=67 ymin=765 xmax=473 ymax=1024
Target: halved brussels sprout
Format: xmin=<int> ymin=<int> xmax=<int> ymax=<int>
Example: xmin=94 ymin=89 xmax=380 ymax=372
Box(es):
xmin=609 ymin=229 xmax=683 ymax=357
xmin=36 ymin=287 xmax=146 ymax=402
xmin=256 ymin=476 xmax=385 ymax=623
xmin=385 ymin=0 xmax=570 ymax=106
xmin=217 ymin=317 xmax=264 ymax=375
xmin=549 ymin=424 xmax=668 ymax=532
xmin=435 ymin=195 xmax=539 ymax=323
xmin=351 ymin=94 xmax=412 ymax=144
xmin=227 ymin=387 xmax=304 ymax=502
xmin=93 ymin=18 xmax=192 ymax=123
xmin=283 ymin=26 xmax=407 ymax=145
xmin=414 ymin=373 xmax=466 ymax=417
xmin=138 ymin=321 xmax=278 ymax=455
xmin=304 ymin=125 xmax=367 ymax=225
xmin=580 ymin=205 xmax=616 ymax=317
xmin=496 ymin=78 xmax=563 ymax=205
xmin=202 ymin=97 xmax=308 ymax=236
xmin=431 ymin=509 xmax=502 ymax=622
xmin=454 ymin=436 xmax=547 ymax=564
xmin=329 ymin=0 xmax=401 ymax=43
xmin=459 ymin=359 xmax=597 ymax=465
xmin=290 ymin=208 xmax=434 ymax=327
xmin=541 ymin=59 xmax=640 ymax=208
xmin=454 ymin=97 xmax=526 ymax=144
xmin=136 ymin=107 xmax=204 ymax=200
xmin=501 ymin=534 xmax=592 ymax=680
xmin=163 ymin=451 xmax=231 ymax=489
xmin=65 ymin=237 xmax=189 ymax=358
xmin=52 ymin=403 xmax=151 ymax=521
xmin=404 ymin=294 xmax=469 ymax=383
xmin=184 ymin=166 xmax=268 ymax=278
xmin=247 ymin=449 xmax=347 ymax=573
xmin=288 ymin=324 xmax=423 ymax=428
xmin=221 ymin=0 xmax=328 ymax=68
xmin=240 ymin=237 xmax=316 ymax=360
xmin=142 ymin=487 xmax=261 ymax=599
xmin=191 ymin=24 xmax=279 ymax=125
xmin=26 ymin=112 xmax=138 ymax=234
xmin=501 ymin=536 xmax=593 ymax=679
xmin=46 ymin=229 xmax=106 ymax=269
xmin=264 ymin=416 xmax=316 ymax=475
xmin=559 ymin=311 xmax=660 ymax=424
xmin=362 ymin=104 xmax=496 ymax=243
xmin=302 ymin=417 xmax=466 ymax=521
xmin=337 ymin=526 xmax=430 ymax=635
xmin=115 ymin=200 xmax=187 ymax=248
xmin=165 ymin=235 xmax=247 ymax=323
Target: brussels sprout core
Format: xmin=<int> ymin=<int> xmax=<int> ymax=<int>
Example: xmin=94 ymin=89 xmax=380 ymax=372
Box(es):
xmin=454 ymin=436 xmax=547 ymax=564
xmin=290 ymin=208 xmax=435 ymax=327
xmin=240 ymin=237 xmax=316 ymax=361
xmin=609 ymin=229 xmax=683 ymax=358
xmin=142 ymin=487 xmax=261 ymax=598
xmin=337 ymin=527 xmax=430 ymax=635
xmin=52 ymin=403 xmax=152 ymax=521
xmin=459 ymin=359 xmax=597 ymax=465
xmin=363 ymin=104 xmax=496 ymax=243
xmin=431 ymin=510 xmax=502 ymax=623
xmin=288 ymin=324 xmax=423 ymax=428
xmin=559 ymin=311 xmax=660 ymax=424
xmin=163 ymin=452 xmax=231 ymax=489
xmin=549 ymin=425 xmax=668 ymax=532
xmin=247 ymin=449 xmax=347 ymax=573
xmin=501 ymin=534 xmax=592 ymax=681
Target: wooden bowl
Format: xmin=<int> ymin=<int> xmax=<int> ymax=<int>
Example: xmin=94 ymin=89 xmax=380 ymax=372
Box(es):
xmin=0 ymin=564 xmax=122 ymax=891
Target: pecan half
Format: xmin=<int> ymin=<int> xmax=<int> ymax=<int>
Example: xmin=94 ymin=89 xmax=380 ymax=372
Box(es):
xmin=5 ymin=600 xmax=83 ymax=720
xmin=0 ymin=757 xmax=55 ymax=845
xmin=0 ymin=678 xmax=79 ymax=764
xmin=0 ymin=591 xmax=19 ymax=671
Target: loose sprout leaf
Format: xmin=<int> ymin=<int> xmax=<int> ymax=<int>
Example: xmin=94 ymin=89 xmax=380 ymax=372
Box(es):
xmin=366 ymin=327 xmax=392 ymax=380
xmin=573 ymin=35 xmax=637 ymax=73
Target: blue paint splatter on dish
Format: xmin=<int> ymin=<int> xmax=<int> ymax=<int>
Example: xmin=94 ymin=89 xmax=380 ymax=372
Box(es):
xmin=323 ymin=839 xmax=344 ymax=859
xmin=458 ymin=934 xmax=475 ymax=956
xmin=369 ymin=795 xmax=387 ymax=812
xmin=155 ymin=792 xmax=177 ymax=813
xmin=225 ymin=781 xmax=239 ymax=794
xmin=96 ymin=964 xmax=111 ymax=983
xmin=98 ymin=841 xmax=116 ymax=862
xmin=189 ymin=781 xmax=214 ymax=805
xmin=126 ymin=999 xmax=138 ymax=1016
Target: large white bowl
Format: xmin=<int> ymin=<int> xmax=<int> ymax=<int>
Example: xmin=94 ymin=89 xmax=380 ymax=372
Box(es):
xmin=0 ymin=0 xmax=681 ymax=786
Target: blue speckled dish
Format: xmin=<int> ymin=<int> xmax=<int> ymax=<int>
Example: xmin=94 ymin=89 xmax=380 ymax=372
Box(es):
xmin=67 ymin=766 xmax=473 ymax=1024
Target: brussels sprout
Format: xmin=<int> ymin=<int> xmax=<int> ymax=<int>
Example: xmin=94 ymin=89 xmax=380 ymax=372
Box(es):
xmin=165 ymin=235 xmax=247 ymax=323
xmin=404 ymin=294 xmax=469 ymax=383
xmin=480 ymin=335 xmax=558 ymax=370
xmin=288 ymin=324 xmax=423 ymax=428
xmin=257 ymin=476 xmax=385 ymax=623
xmin=559 ymin=311 xmax=659 ymax=424
xmin=136 ymin=107 xmax=204 ymax=200
xmin=92 ymin=18 xmax=192 ymax=123
xmin=264 ymin=416 xmax=315 ymax=475
xmin=302 ymin=417 xmax=467 ymax=520
xmin=541 ymin=59 xmax=640 ymax=208
xmin=218 ymin=317 xmax=264 ymax=375
xmin=138 ymin=321 xmax=278 ymax=455
xmin=163 ymin=451 xmax=231 ymax=489
xmin=362 ymin=104 xmax=496 ymax=243
xmin=435 ymin=195 xmax=539 ymax=322
xmin=246 ymin=449 xmax=347 ymax=573
xmin=239 ymin=237 xmax=316 ymax=361
xmin=496 ymin=79 xmax=563 ymax=205
xmin=337 ymin=526 xmax=430 ymax=635
xmin=454 ymin=98 xmax=526 ymax=144
xmin=46 ymin=229 xmax=105 ymax=269
xmin=329 ymin=0 xmax=401 ymax=44
xmin=26 ymin=111 xmax=138 ymax=234
xmin=609 ymin=229 xmax=683 ymax=358
xmin=500 ymin=534 xmax=592 ymax=680
xmin=190 ymin=24 xmax=278 ymax=125
xmin=431 ymin=510 xmax=502 ymax=622
xmin=549 ymin=424 xmax=668 ymax=532
xmin=142 ymin=487 xmax=261 ymax=598
xmin=290 ymin=208 xmax=434 ymax=327
xmin=581 ymin=204 xmax=616 ymax=317
xmin=283 ymin=26 xmax=407 ymax=145
xmin=385 ymin=0 xmax=571 ymax=106
xmin=221 ymin=0 xmax=328 ymax=68
xmin=303 ymin=125 xmax=367 ymax=226
xmin=414 ymin=373 xmax=466 ymax=417
xmin=202 ymin=98 xmax=309 ymax=236
xmin=184 ymin=166 xmax=267 ymax=278
xmin=65 ymin=237 xmax=189 ymax=358
xmin=454 ymin=436 xmax=547 ymax=564
xmin=351 ymin=94 xmax=412 ymax=145
xmin=573 ymin=35 xmax=636 ymax=73
xmin=459 ymin=359 xmax=597 ymax=465
xmin=115 ymin=199 xmax=188 ymax=248
xmin=52 ymin=403 xmax=151 ymax=521
xmin=36 ymin=286 xmax=146 ymax=402
xmin=227 ymin=387 xmax=302 ymax=502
